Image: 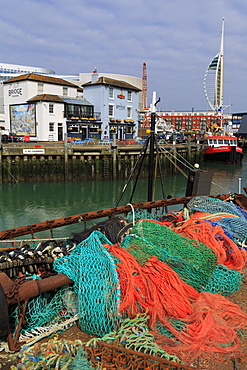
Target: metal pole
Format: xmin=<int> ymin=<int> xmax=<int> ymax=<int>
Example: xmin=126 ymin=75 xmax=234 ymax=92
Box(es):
xmin=64 ymin=133 xmax=68 ymax=181
xmin=0 ymin=133 xmax=2 ymax=184
xmin=111 ymin=133 xmax=117 ymax=179
xmin=147 ymin=92 xmax=160 ymax=202
xmin=239 ymin=177 xmax=242 ymax=194
xmin=147 ymin=112 xmax=155 ymax=202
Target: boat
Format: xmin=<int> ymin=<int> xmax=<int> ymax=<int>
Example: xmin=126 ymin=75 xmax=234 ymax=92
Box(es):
xmin=203 ymin=135 xmax=243 ymax=164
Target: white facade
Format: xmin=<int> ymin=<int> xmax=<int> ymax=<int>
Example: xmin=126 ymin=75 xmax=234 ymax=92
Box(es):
xmin=0 ymin=62 xmax=55 ymax=83
xmin=3 ymin=74 xmax=86 ymax=141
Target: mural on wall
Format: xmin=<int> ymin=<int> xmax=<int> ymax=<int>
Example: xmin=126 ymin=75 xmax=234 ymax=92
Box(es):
xmin=10 ymin=104 xmax=36 ymax=136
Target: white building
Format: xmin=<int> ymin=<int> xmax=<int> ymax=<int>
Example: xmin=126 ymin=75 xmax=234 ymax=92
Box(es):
xmin=3 ymin=71 xmax=141 ymax=141
xmin=3 ymin=73 xmax=94 ymax=141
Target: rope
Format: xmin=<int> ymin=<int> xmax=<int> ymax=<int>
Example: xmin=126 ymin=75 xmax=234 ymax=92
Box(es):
xmin=126 ymin=203 xmax=135 ymax=225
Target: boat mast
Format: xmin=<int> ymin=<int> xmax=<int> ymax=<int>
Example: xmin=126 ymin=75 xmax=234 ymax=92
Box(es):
xmin=147 ymin=91 xmax=160 ymax=202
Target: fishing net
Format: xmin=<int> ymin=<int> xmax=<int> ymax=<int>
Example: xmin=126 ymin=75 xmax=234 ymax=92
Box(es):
xmin=204 ymin=264 xmax=243 ymax=295
xmin=54 ymin=231 xmax=121 ymax=336
xmin=10 ymin=285 xmax=78 ymax=340
xmin=120 ymin=219 xmax=218 ymax=292
xmin=186 ymin=196 xmax=247 ymax=245
xmin=171 ymin=217 xmax=247 ymax=272
xmin=86 ymin=311 xmax=183 ymax=364
xmin=12 ymin=339 xmax=94 ymax=370
xmin=151 ymin=291 xmax=247 ymax=363
xmin=107 ymin=244 xmax=198 ymax=322
xmin=106 ymin=243 xmax=247 ymax=362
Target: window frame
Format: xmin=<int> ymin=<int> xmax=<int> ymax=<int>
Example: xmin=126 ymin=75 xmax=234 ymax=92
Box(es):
xmin=109 ymin=104 xmax=114 ymax=117
xmin=49 ymin=122 xmax=55 ymax=132
xmin=49 ymin=104 xmax=54 ymax=114
xmin=109 ymin=87 xmax=114 ymax=99
xmin=127 ymin=106 xmax=132 ymax=118
xmin=127 ymin=90 xmax=132 ymax=102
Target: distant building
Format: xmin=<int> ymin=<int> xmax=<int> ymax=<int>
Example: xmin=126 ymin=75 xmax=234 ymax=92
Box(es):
xmin=0 ymin=62 xmax=55 ymax=83
xmin=140 ymin=109 xmax=235 ymax=135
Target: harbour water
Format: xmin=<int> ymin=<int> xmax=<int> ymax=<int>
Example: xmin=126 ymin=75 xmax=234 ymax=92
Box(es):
xmin=0 ymin=151 xmax=246 ymax=238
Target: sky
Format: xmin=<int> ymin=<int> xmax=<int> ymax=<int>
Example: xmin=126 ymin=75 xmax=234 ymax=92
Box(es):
xmin=1 ymin=0 xmax=247 ymax=113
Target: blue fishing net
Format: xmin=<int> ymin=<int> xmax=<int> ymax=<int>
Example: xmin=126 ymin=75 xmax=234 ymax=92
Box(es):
xmin=54 ymin=230 xmax=121 ymax=336
xmin=186 ymin=196 xmax=247 ymax=244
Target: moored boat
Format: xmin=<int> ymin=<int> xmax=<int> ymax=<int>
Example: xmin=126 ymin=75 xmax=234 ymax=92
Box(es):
xmin=203 ymin=135 xmax=243 ymax=164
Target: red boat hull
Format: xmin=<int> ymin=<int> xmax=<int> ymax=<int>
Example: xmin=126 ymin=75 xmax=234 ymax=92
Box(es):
xmin=204 ymin=145 xmax=243 ymax=164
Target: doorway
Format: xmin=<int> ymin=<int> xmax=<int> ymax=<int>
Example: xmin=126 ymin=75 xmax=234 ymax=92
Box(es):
xmin=58 ymin=123 xmax=63 ymax=141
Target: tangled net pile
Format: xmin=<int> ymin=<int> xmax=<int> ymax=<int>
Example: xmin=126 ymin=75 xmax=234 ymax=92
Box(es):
xmin=11 ymin=196 xmax=247 ymax=367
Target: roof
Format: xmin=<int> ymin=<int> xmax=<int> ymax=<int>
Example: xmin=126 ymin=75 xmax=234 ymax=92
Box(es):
xmin=27 ymin=94 xmax=93 ymax=106
xmin=60 ymin=96 xmax=93 ymax=106
xmin=82 ymin=76 xmax=141 ymax=91
xmin=27 ymin=94 xmax=64 ymax=103
xmin=3 ymin=73 xmax=79 ymax=88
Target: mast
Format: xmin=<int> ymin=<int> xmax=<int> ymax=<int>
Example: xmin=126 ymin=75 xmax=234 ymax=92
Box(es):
xmin=147 ymin=92 xmax=160 ymax=202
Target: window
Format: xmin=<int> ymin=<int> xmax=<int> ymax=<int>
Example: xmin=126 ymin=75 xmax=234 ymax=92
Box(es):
xmin=127 ymin=106 xmax=132 ymax=118
xmin=127 ymin=90 xmax=132 ymax=102
xmin=63 ymin=87 xmax=68 ymax=96
xmin=109 ymin=87 xmax=114 ymax=99
xmin=109 ymin=104 xmax=114 ymax=117
xmin=38 ymin=83 xmax=43 ymax=94
xmin=49 ymin=104 xmax=54 ymax=114
xmin=49 ymin=122 xmax=55 ymax=131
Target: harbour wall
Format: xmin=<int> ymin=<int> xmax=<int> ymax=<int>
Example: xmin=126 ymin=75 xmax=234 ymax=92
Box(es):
xmin=0 ymin=142 xmax=202 ymax=183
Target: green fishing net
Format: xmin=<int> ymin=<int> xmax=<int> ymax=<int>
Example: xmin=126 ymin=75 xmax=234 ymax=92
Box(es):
xmin=203 ymin=264 xmax=244 ymax=295
xmin=54 ymin=230 xmax=121 ymax=336
xmin=121 ymin=219 xmax=218 ymax=292
xmin=86 ymin=311 xmax=182 ymax=364
xmin=10 ymin=285 xmax=78 ymax=339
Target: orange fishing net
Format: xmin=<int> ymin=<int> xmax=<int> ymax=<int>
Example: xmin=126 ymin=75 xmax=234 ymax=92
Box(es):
xmin=153 ymin=291 xmax=247 ymax=362
xmin=106 ymin=242 xmax=247 ymax=363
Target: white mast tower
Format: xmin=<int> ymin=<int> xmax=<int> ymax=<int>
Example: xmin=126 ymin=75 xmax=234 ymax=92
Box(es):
xmin=204 ymin=18 xmax=224 ymax=113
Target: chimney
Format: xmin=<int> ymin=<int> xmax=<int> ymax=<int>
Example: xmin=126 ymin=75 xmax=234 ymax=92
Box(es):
xmin=91 ymin=67 xmax=99 ymax=83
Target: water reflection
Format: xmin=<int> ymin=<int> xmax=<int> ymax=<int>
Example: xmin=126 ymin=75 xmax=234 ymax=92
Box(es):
xmin=1 ymin=150 xmax=247 ymax=237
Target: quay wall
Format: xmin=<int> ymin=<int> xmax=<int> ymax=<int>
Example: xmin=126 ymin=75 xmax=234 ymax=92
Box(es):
xmin=0 ymin=142 xmax=202 ymax=183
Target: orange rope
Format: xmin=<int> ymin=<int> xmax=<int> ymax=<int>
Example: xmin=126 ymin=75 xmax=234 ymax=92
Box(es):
xmin=153 ymin=292 xmax=247 ymax=362
xmin=107 ymin=244 xmax=198 ymax=323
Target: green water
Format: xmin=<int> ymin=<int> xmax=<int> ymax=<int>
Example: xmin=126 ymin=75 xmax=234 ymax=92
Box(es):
xmin=0 ymin=153 xmax=246 ymax=238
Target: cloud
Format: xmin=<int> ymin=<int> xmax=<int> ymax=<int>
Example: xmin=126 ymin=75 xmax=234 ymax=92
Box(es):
xmin=1 ymin=0 xmax=247 ymax=111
